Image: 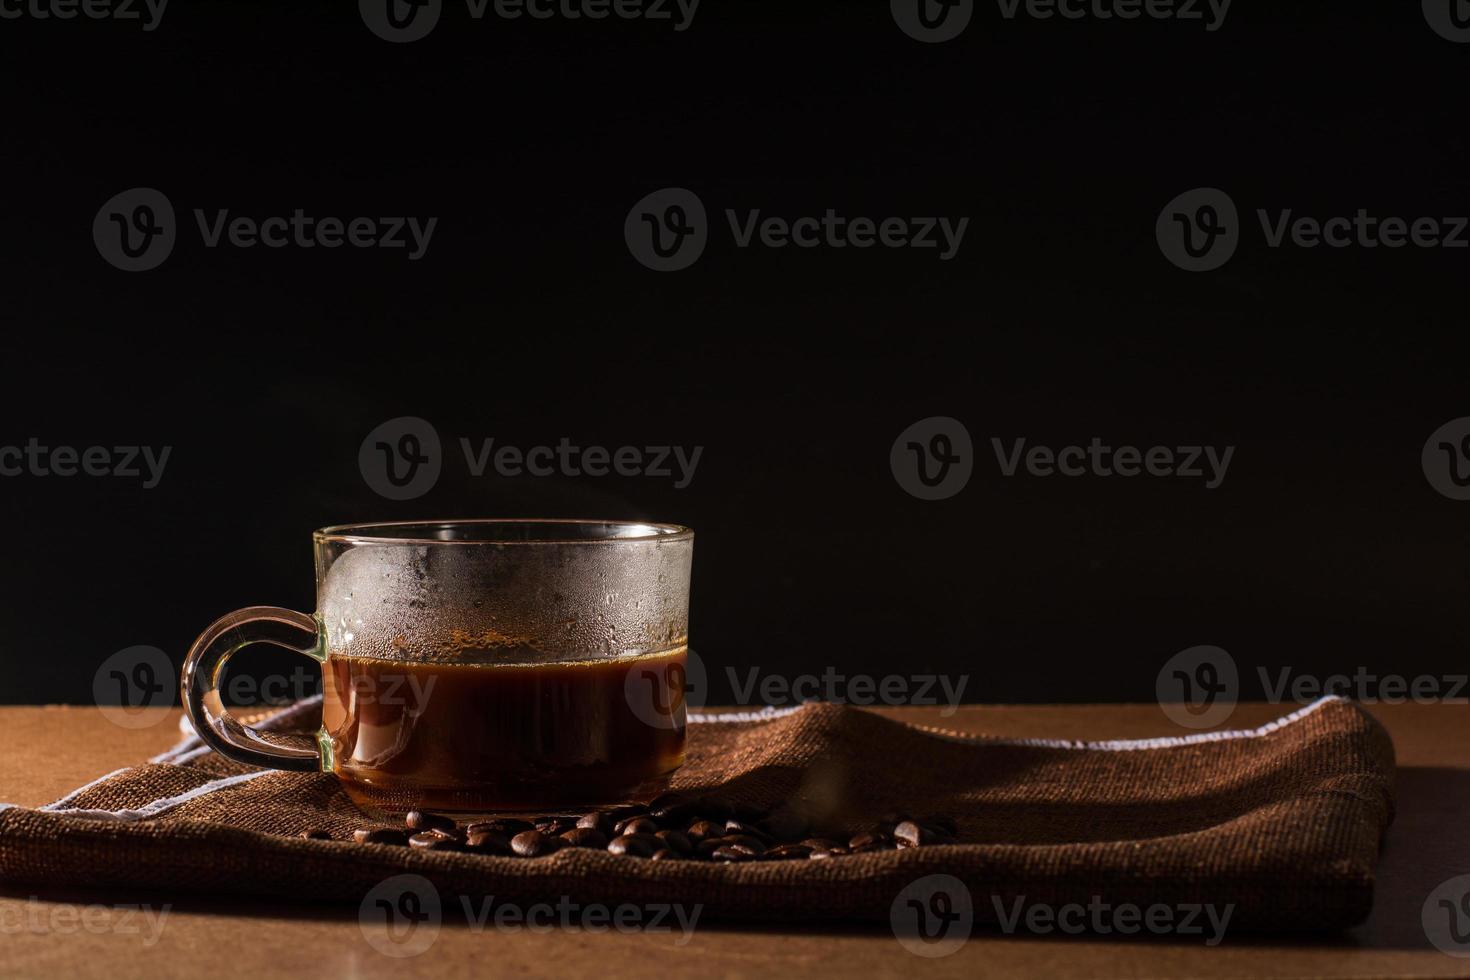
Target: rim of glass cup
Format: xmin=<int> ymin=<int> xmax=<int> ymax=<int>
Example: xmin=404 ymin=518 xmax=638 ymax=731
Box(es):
xmin=313 ymin=518 xmax=694 ymax=546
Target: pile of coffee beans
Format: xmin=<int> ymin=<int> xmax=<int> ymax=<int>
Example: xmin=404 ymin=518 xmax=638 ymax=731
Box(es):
xmin=300 ymin=793 xmax=958 ymax=862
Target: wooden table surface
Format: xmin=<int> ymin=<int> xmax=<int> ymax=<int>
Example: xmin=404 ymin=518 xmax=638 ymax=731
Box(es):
xmin=0 ymin=701 xmax=1465 ymax=979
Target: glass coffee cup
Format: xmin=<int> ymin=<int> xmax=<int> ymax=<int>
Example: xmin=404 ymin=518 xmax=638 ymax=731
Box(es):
xmin=181 ymin=519 xmax=693 ymax=813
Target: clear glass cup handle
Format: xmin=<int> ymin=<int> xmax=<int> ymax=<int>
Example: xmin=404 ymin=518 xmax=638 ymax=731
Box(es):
xmin=180 ymin=606 xmax=327 ymax=771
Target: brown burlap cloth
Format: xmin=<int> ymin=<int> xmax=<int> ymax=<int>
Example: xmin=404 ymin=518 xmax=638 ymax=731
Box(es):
xmin=0 ymin=696 xmax=1394 ymax=931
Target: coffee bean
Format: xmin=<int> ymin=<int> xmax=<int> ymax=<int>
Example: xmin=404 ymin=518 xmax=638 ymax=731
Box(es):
xmin=607 ymin=833 xmax=658 ymax=858
xmin=353 ymin=828 xmax=408 ymax=846
xmin=654 ymin=830 xmax=692 ymax=856
xmin=536 ymin=818 xmax=576 ymax=836
xmin=685 ymin=820 xmax=724 ymax=844
xmin=298 ymin=829 xmax=332 ymax=840
xmin=896 ymin=820 xmax=957 ymax=847
xmin=511 ymin=830 xmax=559 ymax=857
xmin=723 ymin=820 xmax=773 ymax=843
xmin=405 ymin=810 xmax=457 ymax=834
xmin=409 ymin=832 xmax=463 ymax=851
xmin=709 ymin=845 xmax=751 ymax=862
xmin=696 ymin=836 xmax=735 ymax=858
xmin=650 ymin=848 xmax=681 ymax=861
xmin=800 ymin=838 xmax=842 ymax=851
xmin=561 ymin=827 xmax=609 ymax=849
xmin=616 ymin=816 xmax=660 ymax=837
xmin=466 ymin=830 xmax=512 ymax=855
xmin=721 ymin=834 xmax=767 ymax=854
xmin=809 ymin=846 xmax=849 ymax=860
xmin=467 ymin=819 xmax=533 ymax=837
xmin=762 ymin=844 xmax=813 ymax=860
xmin=648 ymin=792 xmax=698 ymax=824
xmin=893 ymin=821 xmax=928 ymax=847
xmin=418 ymin=825 xmax=467 ymax=843
xmin=576 ymin=812 xmax=613 ymax=835
xmin=848 ymin=832 xmax=893 ymax=850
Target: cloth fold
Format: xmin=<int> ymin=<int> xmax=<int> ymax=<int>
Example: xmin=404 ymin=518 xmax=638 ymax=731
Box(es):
xmin=0 ymin=696 xmax=1395 ymax=931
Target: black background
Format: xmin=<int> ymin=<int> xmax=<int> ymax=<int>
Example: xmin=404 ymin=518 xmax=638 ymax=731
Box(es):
xmin=1 ymin=0 xmax=1467 ymax=707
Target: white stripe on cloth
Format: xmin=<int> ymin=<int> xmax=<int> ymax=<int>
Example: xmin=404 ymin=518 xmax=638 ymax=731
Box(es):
xmin=913 ymin=695 xmax=1350 ymax=750
xmin=38 ymin=771 xmax=276 ymax=822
